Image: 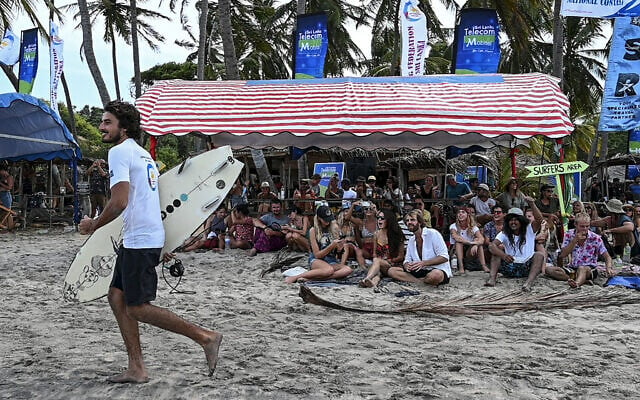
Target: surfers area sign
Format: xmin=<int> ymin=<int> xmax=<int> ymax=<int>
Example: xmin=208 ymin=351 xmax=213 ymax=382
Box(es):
xmin=561 ymin=0 xmax=640 ymax=17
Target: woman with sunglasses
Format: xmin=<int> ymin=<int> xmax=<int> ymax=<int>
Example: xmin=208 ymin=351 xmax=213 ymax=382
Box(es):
xmin=346 ymin=200 xmax=378 ymax=261
xmin=359 ymin=209 xmax=405 ymax=288
xmin=496 ymin=178 xmax=527 ymax=212
xmin=285 ymin=206 xmax=353 ymax=284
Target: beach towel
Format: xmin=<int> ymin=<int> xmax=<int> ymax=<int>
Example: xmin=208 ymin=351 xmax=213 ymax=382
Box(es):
xmin=604 ymin=275 xmax=640 ymax=290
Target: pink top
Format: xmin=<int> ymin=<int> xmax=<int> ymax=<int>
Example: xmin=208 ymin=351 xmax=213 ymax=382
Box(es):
xmin=562 ymin=230 xmax=607 ymax=268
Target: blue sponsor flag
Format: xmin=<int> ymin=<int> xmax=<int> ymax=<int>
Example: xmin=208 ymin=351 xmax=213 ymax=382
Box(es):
xmin=561 ymin=0 xmax=640 ymax=18
xmin=598 ymin=17 xmax=640 ymax=132
xmin=18 ymin=28 xmax=38 ymax=94
xmin=294 ymin=13 xmax=329 ymax=79
xmin=453 ymin=8 xmax=501 ymax=74
xmin=628 ymin=128 xmax=640 ymax=179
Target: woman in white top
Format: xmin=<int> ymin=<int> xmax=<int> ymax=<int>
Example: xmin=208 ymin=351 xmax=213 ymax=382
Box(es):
xmin=449 ymin=207 xmax=488 ymax=273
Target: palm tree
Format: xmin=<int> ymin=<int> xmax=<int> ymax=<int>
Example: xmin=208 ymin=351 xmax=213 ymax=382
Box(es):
xmin=64 ymin=0 xmax=170 ymax=100
xmin=76 ymin=0 xmax=112 ymax=105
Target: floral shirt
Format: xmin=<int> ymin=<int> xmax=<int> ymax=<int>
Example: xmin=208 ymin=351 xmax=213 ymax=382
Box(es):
xmin=561 ymin=229 xmax=607 ymax=268
xmin=483 ymin=221 xmax=501 ymax=242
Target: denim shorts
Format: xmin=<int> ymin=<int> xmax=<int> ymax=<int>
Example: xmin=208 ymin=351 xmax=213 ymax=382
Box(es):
xmin=500 ymin=258 xmax=533 ymax=278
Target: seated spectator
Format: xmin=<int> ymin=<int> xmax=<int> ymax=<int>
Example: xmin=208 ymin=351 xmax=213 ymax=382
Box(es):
xmin=546 ymin=212 xmax=613 ymax=288
xmin=256 ymin=181 xmax=278 ymax=215
xmin=336 ymin=209 xmax=365 ymax=269
xmin=346 ymin=200 xmax=377 ymax=260
xmin=325 ymin=175 xmax=344 ymax=211
xmin=567 ymin=200 xmax=585 ymax=230
xmin=341 ymin=178 xmax=357 ymax=210
xmin=365 ymin=175 xmax=383 ymax=200
xmin=249 ymin=199 xmax=290 ymax=256
xmin=483 ymin=205 xmax=505 ymax=265
xmin=284 ymin=206 xmax=353 ymax=283
xmin=469 ymin=183 xmax=495 ymax=226
xmin=359 ymin=209 xmax=405 ymax=287
xmin=182 ymin=205 xmax=228 ymax=252
xmin=282 ymin=205 xmax=310 ymax=252
xmin=419 ymin=175 xmax=440 ymax=200
xmin=382 ymin=176 xmax=403 ymax=211
xmin=591 ymin=199 xmax=635 ymax=257
xmin=309 ymin=174 xmax=322 ymax=198
xmin=227 ymin=203 xmax=254 ymax=249
xmin=450 ymin=207 xmax=488 ymax=273
xmin=293 ymin=179 xmax=315 ymax=215
xmin=495 ymin=177 xmax=527 ymax=211
xmin=387 ymin=210 xmax=452 ymax=286
xmin=485 ymin=197 xmax=545 ymax=291
xmin=445 ymin=174 xmax=472 ymax=206
xmin=412 ymin=197 xmax=432 ymax=228
xmin=230 ymin=177 xmax=248 ymax=208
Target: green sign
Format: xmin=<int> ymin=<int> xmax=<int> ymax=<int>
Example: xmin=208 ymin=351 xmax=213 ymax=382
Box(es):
xmin=525 ymin=161 xmax=588 ymax=178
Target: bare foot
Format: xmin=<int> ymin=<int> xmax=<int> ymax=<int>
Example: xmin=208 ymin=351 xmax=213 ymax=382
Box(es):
xmin=359 ymin=278 xmax=373 ymax=288
xmin=567 ymin=279 xmax=579 ymax=288
xmin=482 ymin=266 xmax=490 ymax=273
xmin=521 ymin=284 xmax=532 ymax=292
xmin=284 ymin=275 xmax=299 ymax=284
xmin=248 ymin=248 xmax=258 ymax=257
xmin=484 ymin=279 xmax=496 ymax=287
xmin=203 ymin=332 xmax=223 ymax=376
xmin=107 ymin=371 xmax=149 ymax=384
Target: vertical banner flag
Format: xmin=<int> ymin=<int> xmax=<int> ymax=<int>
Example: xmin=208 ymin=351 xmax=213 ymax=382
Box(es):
xmin=628 ymin=128 xmax=640 ymax=179
xmin=598 ymin=17 xmax=640 ymax=131
xmin=50 ymin=21 xmax=64 ymax=113
xmin=399 ymin=0 xmax=429 ymax=76
xmin=294 ymin=13 xmax=329 ymax=79
xmin=561 ymin=1 xmax=640 ymax=17
xmin=452 ymin=8 xmax=501 ymax=74
xmin=18 ymin=28 xmax=38 ymax=94
xmin=0 ymin=29 xmax=20 ymax=65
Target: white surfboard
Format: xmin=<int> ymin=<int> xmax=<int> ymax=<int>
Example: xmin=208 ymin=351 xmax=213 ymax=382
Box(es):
xmin=63 ymin=146 xmax=244 ymax=303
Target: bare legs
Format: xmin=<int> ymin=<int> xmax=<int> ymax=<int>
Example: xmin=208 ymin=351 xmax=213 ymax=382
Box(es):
xmin=359 ymin=257 xmax=390 ymax=287
xmin=485 ymin=251 xmax=544 ymax=290
xmin=387 ymin=267 xmax=446 ymax=286
xmin=107 ymin=287 xmax=223 ymax=383
xmin=284 ymin=259 xmax=352 ymax=284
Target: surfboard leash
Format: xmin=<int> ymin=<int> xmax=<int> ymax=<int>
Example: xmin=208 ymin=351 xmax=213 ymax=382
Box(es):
xmin=161 ymin=258 xmax=196 ymax=295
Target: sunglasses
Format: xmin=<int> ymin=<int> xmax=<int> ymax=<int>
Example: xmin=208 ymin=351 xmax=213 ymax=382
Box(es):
xmin=493 ymin=210 xmax=503 ymax=214
xmin=585 ymin=207 xmax=592 ymax=211
xmin=376 ymin=216 xmax=385 ymax=220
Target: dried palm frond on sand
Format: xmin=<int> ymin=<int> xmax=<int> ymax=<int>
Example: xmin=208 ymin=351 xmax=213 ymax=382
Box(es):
xmin=299 ymin=286 xmax=640 ymax=315
xmin=260 ymin=248 xmax=307 ymax=278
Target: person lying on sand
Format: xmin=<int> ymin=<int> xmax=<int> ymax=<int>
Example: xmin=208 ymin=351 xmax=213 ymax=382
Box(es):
xmin=386 ymin=210 xmax=452 ymax=286
xmin=545 ymin=212 xmax=614 ymax=288
xmin=485 ymin=197 xmax=544 ymax=292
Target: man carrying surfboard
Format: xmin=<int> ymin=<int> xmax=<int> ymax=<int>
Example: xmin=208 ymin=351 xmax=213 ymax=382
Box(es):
xmin=79 ymin=100 xmax=222 ymax=383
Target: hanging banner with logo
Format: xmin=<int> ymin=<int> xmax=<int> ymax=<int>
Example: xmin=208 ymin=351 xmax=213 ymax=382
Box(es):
xmin=399 ymin=0 xmax=429 ymax=76
xmin=50 ymin=21 xmax=64 ymax=113
xmin=0 ymin=29 xmax=20 ymax=65
xmin=18 ymin=28 xmax=38 ymax=94
xmin=452 ymin=8 xmax=501 ymax=74
xmin=294 ymin=13 xmax=329 ymax=79
xmin=561 ymin=1 xmax=640 ymax=18
xmin=598 ymin=17 xmax=640 ymax=131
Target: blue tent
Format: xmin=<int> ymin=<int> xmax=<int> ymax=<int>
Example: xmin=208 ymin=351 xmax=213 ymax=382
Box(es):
xmin=0 ymin=93 xmax=82 ymax=224
xmin=0 ymin=93 xmax=81 ymax=161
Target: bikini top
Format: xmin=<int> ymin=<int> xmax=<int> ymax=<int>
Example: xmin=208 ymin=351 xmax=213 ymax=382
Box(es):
xmin=361 ymin=225 xmax=376 ymax=239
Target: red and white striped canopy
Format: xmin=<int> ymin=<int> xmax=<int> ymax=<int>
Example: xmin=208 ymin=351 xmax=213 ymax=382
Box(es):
xmin=136 ymin=73 xmax=573 ymax=150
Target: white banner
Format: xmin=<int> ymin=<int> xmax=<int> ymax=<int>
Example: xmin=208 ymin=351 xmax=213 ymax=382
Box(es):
xmin=561 ymin=1 xmax=640 ymax=18
xmin=50 ymin=21 xmax=64 ymax=113
xmin=399 ymin=0 xmax=429 ymax=76
xmin=0 ymin=29 xmax=20 ymax=65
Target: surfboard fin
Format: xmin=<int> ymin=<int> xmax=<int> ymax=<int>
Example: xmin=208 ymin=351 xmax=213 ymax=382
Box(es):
xmin=210 ymin=156 xmax=233 ymax=175
xmin=178 ymin=157 xmax=191 ymax=175
xmin=203 ymin=196 xmax=221 ymax=210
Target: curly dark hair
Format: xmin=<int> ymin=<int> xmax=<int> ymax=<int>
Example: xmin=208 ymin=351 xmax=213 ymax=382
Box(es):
xmin=380 ymin=209 xmax=405 ymax=258
xmin=104 ymin=100 xmax=142 ymax=141
xmin=503 ymin=214 xmax=529 ymax=252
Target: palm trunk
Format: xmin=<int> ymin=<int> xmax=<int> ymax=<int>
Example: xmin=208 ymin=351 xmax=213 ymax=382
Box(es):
xmin=296 ymin=0 xmax=308 ymax=183
xmin=130 ymin=0 xmax=142 ymax=98
xmin=61 ymin=72 xmax=77 ymax=139
xmin=552 ymin=0 xmax=564 ymax=87
xmin=1 ymin=65 xmax=19 ymax=90
xmin=218 ymin=0 xmax=273 ymax=187
xmin=197 ymin=0 xmax=208 ymax=80
xmin=110 ymin=27 xmax=121 ymax=100
xmin=77 ymin=0 xmax=111 ymax=105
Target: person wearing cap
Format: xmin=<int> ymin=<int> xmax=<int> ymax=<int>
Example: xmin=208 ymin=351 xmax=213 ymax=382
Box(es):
xmin=545 ymin=212 xmax=614 ymax=288
xmin=445 ymin=174 xmax=472 ymax=206
xmin=591 ymin=199 xmax=636 ymax=257
xmin=366 ymin=175 xmax=383 ymax=200
xmin=256 ymin=181 xmax=278 ymax=215
xmin=468 ymin=183 xmax=496 ymax=226
xmin=486 ymin=196 xmax=545 ymax=291
xmin=535 ymin=184 xmax=561 ymax=225
xmin=284 ymin=206 xmax=353 ymax=284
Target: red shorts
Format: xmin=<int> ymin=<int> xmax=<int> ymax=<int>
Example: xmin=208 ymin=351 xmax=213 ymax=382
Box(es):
xmin=203 ymin=237 xmax=219 ymax=249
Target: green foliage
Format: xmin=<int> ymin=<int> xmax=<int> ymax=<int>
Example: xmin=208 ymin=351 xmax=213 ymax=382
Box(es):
xmin=607 ymin=131 xmax=629 ymax=157
xmin=153 ymin=134 xmax=197 ymax=170
xmin=58 ymin=104 xmax=110 ymax=160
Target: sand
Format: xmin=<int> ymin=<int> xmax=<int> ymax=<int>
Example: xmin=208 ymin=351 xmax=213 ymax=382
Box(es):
xmin=1 ymin=229 xmax=640 ymax=399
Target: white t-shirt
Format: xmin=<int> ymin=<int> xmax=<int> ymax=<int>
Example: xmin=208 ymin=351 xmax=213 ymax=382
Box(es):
xmin=109 ymin=139 xmax=165 ymax=249
xmin=495 ymin=224 xmax=536 ymax=263
xmin=449 ymin=223 xmax=479 ymax=245
xmin=404 ymin=227 xmax=452 ymax=277
xmin=342 ymin=188 xmax=357 ymax=209
xmin=469 ymin=196 xmax=496 ymax=216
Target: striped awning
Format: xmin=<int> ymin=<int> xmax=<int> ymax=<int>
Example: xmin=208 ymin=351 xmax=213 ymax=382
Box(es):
xmin=136 ymin=73 xmax=573 ymax=150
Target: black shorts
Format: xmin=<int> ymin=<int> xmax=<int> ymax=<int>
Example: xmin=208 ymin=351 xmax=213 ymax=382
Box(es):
xmin=111 ymin=246 xmax=162 ymax=306
xmin=408 ymin=267 xmax=450 ymax=285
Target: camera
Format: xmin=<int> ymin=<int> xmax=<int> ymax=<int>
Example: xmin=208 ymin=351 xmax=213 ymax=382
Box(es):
xmin=362 ymin=201 xmax=371 ymax=207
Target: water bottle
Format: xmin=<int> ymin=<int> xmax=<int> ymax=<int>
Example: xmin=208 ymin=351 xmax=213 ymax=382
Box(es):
xmin=224 ymin=236 xmax=231 ymax=250
xmin=623 ymin=243 xmax=631 ymax=263
xmin=450 ymin=255 xmax=458 ymax=271
xmin=280 ymin=187 xmax=286 ymax=200
xmin=614 ymin=256 xmax=623 ymax=270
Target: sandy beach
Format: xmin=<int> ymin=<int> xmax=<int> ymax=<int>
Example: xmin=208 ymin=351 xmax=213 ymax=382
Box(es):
xmin=2 ymin=229 xmax=640 ymax=399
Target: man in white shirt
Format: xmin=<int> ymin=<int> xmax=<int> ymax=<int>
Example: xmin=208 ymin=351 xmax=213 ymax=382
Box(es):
xmin=79 ymin=101 xmax=222 ymax=383
xmin=469 ymin=183 xmax=496 ymax=225
xmin=485 ymin=196 xmax=544 ymax=291
xmin=341 ymin=178 xmax=357 ymax=209
xmin=388 ymin=210 xmax=452 ymax=286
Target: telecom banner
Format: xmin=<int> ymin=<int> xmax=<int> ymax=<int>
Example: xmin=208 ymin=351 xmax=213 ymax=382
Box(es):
xmin=18 ymin=28 xmax=38 ymax=94
xmin=598 ymin=17 xmax=640 ymax=131
xmin=453 ymin=8 xmax=501 ymax=74
xmin=294 ymin=13 xmax=329 ymax=79
xmin=561 ymin=1 xmax=640 ymax=17
xmin=0 ymin=29 xmax=20 ymax=65
xmin=50 ymin=21 xmax=64 ymax=113
xmin=400 ymin=0 xmax=428 ymax=76
xmin=628 ymin=128 xmax=640 ymax=179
